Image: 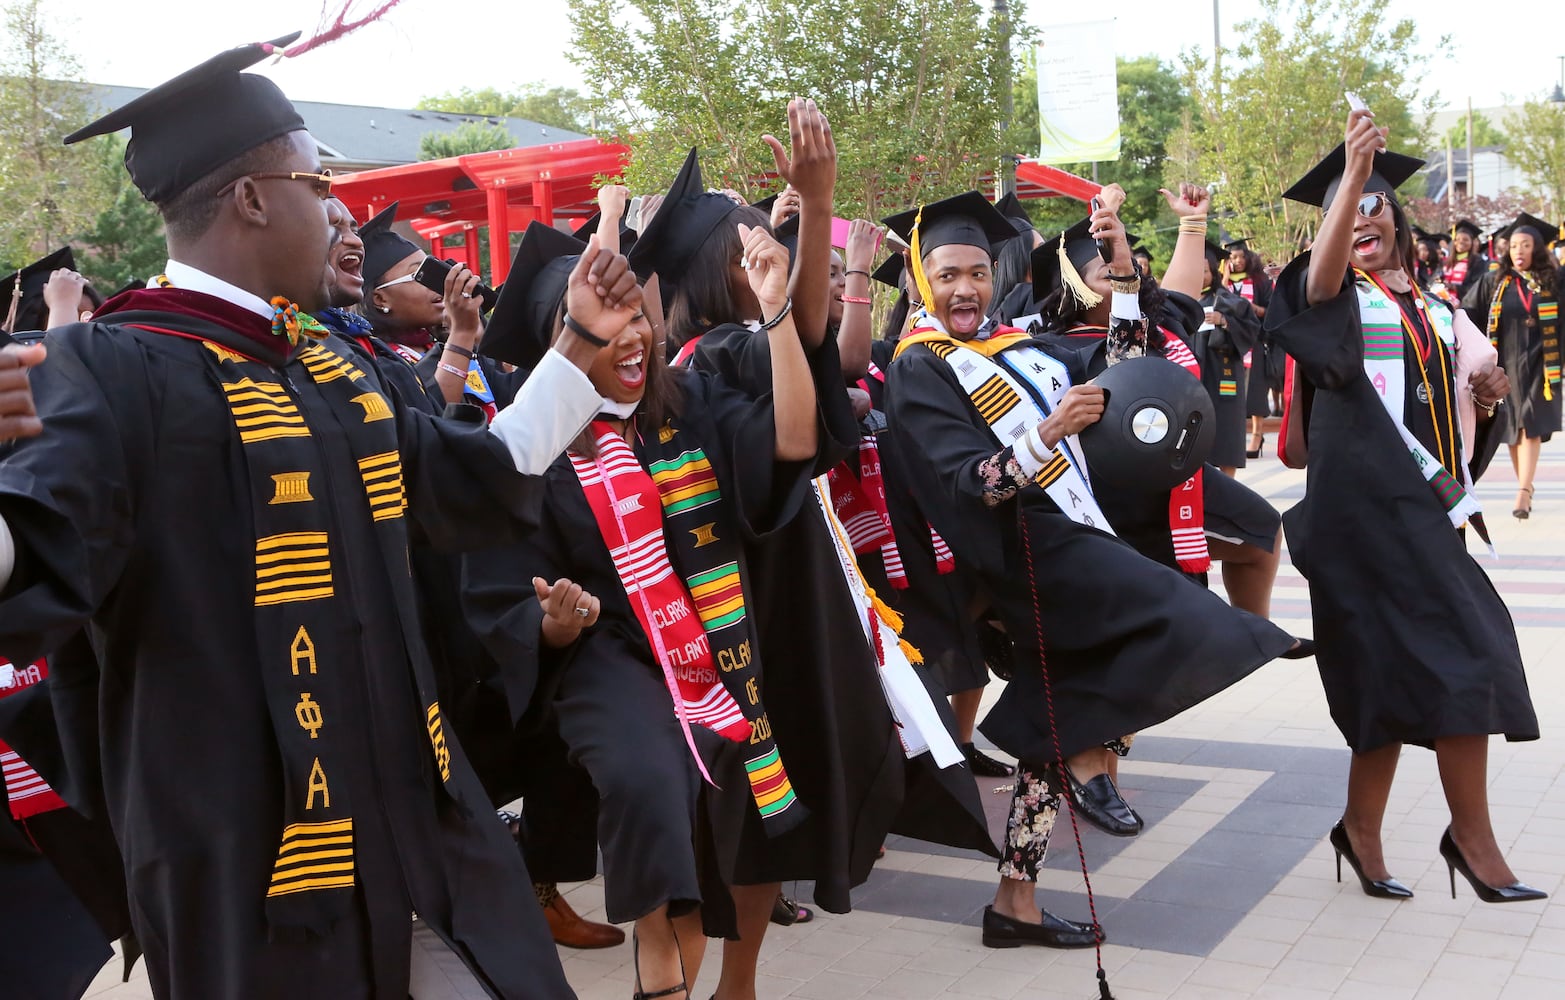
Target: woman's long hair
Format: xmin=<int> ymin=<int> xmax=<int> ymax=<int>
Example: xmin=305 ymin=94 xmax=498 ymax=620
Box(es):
xmin=664 ymin=205 xmax=772 ymax=353
xmin=1500 ymin=230 xmax=1559 ymax=295
xmin=990 ymin=225 xmax=1035 ymax=316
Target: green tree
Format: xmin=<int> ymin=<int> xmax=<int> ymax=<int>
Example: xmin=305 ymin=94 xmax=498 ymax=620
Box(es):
xmin=0 ymin=0 xmax=118 ymax=265
xmin=1173 ymin=0 xmax=1443 ymax=263
xmin=568 ymin=0 xmax=1031 ymax=220
xmin=75 ymin=144 xmax=167 ymax=292
xmin=1505 ymin=96 xmax=1565 ymax=222
xmin=1013 ymin=53 xmax=1193 ymax=267
xmin=1444 ymin=111 xmax=1506 ymax=149
xmin=417 ymin=84 xmax=597 ymax=134
xmin=417 ymin=122 xmax=517 ymax=161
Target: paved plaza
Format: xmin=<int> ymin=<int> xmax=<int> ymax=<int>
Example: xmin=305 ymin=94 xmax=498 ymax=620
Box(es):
xmin=86 ymin=440 xmax=1565 ymax=999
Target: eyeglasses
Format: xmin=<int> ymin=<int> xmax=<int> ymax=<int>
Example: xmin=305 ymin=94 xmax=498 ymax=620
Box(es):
xmin=1355 ymin=192 xmax=1390 ymax=220
xmin=217 ymin=169 xmax=335 ymax=199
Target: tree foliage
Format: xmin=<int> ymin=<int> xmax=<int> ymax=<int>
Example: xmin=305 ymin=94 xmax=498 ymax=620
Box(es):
xmin=0 ymin=0 xmax=118 ymax=266
xmin=1443 ymin=111 xmax=1506 ymax=150
xmin=1403 ymin=192 xmax=1534 ymax=241
xmin=567 ymin=0 xmax=1031 ymax=220
xmin=1172 ymin=0 xmax=1443 ymax=263
xmin=416 ymin=84 xmax=597 ymax=134
xmin=1505 ymin=97 xmax=1565 ymax=223
xmin=76 ymin=150 xmax=168 ymax=293
xmin=417 ymin=122 xmax=517 ymax=161
xmin=1013 ymin=53 xmax=1193 ymax=268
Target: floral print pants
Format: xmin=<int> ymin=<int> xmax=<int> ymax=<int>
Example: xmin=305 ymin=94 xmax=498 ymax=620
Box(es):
xmin=999 ymin=765 xmax=1060 ymax=881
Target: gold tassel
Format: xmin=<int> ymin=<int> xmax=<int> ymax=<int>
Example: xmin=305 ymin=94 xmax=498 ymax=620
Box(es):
xmin=1057 ymin=233 xmax=1103 ymax=312
xmin=908 ymin=205 xmax=937 ymax=317
xmin=867 ymin=586 xmax=905 ymax=635
xmin=898 ymin=637 xmax=924 ymax=666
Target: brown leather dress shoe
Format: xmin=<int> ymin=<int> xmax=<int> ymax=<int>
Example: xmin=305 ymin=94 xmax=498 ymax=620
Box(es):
xmin=544 ymin=892 xmax=625 ymax=949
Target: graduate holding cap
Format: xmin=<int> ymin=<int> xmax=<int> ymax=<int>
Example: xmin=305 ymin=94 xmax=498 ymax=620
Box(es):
xmin=0 ymin=34 xmax=637 ymax=997
xmin=1268 ymin=105 xmax=1542 ymax=905
xmin=1461 ymin=211 xmax=1564 ymax=505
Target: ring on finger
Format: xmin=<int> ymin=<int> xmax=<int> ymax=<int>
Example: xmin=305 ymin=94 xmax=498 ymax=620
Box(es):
xmin=573 ymin=605 xmax=591 ymax=617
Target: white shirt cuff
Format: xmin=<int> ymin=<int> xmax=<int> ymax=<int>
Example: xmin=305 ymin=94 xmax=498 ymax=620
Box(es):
xmin=1111 ymin=291 xmax=1143 ymax=322
xmin=0 ymin=513 xmax=14 ymax=592
xmin=1012 ymin=425 xmax=1055 ymax=478
xmin=487 ymin=350 xmax=601 ymax=475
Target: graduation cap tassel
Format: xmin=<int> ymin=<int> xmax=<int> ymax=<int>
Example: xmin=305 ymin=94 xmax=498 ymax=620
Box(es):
xmin=1056 ymin=234 xmax=1103 ymax=313
xmin=908 ymin=205 xmax=937 ymax=319
xmin=1018 ymin=511 xmax=1115 ymax=1000
xmin=284 ymin=0 xmax=407 ymax=58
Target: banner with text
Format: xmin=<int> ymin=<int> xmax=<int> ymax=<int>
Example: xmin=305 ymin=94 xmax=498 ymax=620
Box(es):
xmin=1035 ymin=21 xmax=1121 ymax=164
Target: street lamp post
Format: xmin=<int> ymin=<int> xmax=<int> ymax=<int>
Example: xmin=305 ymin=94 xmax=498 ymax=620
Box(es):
xmin=1550 ymin=55 xmax=1564 ymax=103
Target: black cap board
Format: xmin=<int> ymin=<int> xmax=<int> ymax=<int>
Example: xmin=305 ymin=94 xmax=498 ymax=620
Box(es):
xmin=751 ymin=193 xmax=780 ymax=216
xmin=627 ymin=148 xmax=743 ymax=288
xmin=481 ymin=221 xmax=586 ymax=370
xmin=64 ymin=34 xmax=307 ymax=205
xmin=882 ymin=191 xmax=1019 ymax=260
xmin=1202 ymin=239 xmax=1224 ymax=276
xmin=1451 ymin=219 xmax=1482 ymax=239
xmin=575 ymin=210 xmax=638 ymax=258
xmin=993 ymin=191 xmax=1035 ymax=236
xmin=1280 ymin=143 xmax=1426 ymax=210
xmin=774 ymin=214 xmax=801 ymax=258
xmin=871 ymin=253 xmax=905 ymax=289
xmin=358 ymin=202 xmax=424 ymax=290
xmin=1 ymin=247 xmax=78 ymax=333
xmin=1500 ymin=212 xmax=1559 ymax=246
xmin=1029 ymin=217 xmax=1099 ymax=301
xmin=1222 ymin=237 xmax=1252 ymax=253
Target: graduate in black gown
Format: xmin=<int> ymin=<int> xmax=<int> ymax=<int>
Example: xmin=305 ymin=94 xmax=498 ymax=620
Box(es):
xmin=882 ymin=189 xmax=1292 ymax=953
xmin=0 ymin=37 xmax=630 ymax=998
xmin=1221 ymin=239 xmax=1277 ymax=456
xmin=1446 ymin=219 xmax=1489 ymax=300
xmin=1461 ymin=213 xmax=1563 ymax=511
xmin=1267 ymin=110 xmax=1542 ymax=904
xmin=1196 ymin=240 xmax=1263 ymax=473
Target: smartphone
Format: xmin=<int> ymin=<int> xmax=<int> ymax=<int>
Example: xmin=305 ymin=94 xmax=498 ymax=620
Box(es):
xmin=1090 ymin=197 xmax=1113 ymax=264
xmin=625 ymin=195 xmax=644 ymax=232
xmin=413 ymin=256 xmax=498 ymax=312
xmin=1346 ymin=91 xmax=1368 ymax=113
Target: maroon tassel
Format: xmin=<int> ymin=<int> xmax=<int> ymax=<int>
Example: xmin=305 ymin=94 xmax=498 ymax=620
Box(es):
xmin=1097 ymin=968 xmax=1116 ymax=999
xmin=283 ymin=0 xmax=407 ymax=58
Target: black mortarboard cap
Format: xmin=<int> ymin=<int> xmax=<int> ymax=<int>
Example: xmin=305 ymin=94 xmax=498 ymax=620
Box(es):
xmin=482 ymin=221 xmax=586 ymax=370
xmin=871 ymin=254 xmax=905 ymax=289
xmin=751 ymin=193 xmax=779 ymax=216
xmin=63 ymin=34 xmax=306 ymax=205
xmin=1222 ymin=237 xmax=1252 ymax=253
xmin=1451 ymin=219 xmax=1482 ymax=239
xmin=882 ymin=191 xmax=1019 ymax=260
xmin=1030 ymin=218 xmax=1100 ymax=300
xmin=774 ymin=214 xmax=801 ymax=259
xmin=1202 ymin=239 xmax=1223 ymax=274
xmin=627 ymin=148 xmax=742 ymax=288
xmin=575 ymin=211 xmax=638 ymax=258
xmin=1281 ymin=143 xmax=1425 ymax=210
xmin=1499 ymin=212 xmax=1559 ymax=248
xmin=1 ymin=247 xmax=77 ymax=332
xmin=358 ymin=202 xmax=424 ymax=290
xmin=993 ymin=192 xmax=1034 ymax=236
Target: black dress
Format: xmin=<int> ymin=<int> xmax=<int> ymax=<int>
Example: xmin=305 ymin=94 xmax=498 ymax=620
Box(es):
xmin=0 ymin=307 xmax=572 ymax=999
xmin=1267 ymin=257 xmax=1538 ymax=752
xmin=1196 ymin=289 xmax=1263 ymax=469
xmin=885 ymin=338 xmax=1293 ymax=766
xmin=1463 ymin=269 xmax=1563 ymax=446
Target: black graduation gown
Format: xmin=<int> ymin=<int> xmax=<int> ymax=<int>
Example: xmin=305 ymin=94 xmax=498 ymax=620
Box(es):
xmin=1196 ymin=289 xmax=1262 ymax=469
xmin=1463 ymin=269 xmax=1563 ymax=448
xmin=692 ymin=329 xmax=997 ymax=893
xmin=0 ymin=315 xmax=572 ymax=999
xmin=1266 ymin=257 xmax=1537 ymax=752
xmin=885 ymin=339 xmax=1292 ymax=766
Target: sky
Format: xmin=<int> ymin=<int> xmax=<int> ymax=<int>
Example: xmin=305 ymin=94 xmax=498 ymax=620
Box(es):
xmin=28 ymin=0 xmax=1565 ymax=119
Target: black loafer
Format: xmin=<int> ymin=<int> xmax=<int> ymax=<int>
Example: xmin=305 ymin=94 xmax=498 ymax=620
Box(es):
xmin=981 ymin=905 xmax=1101 ymax=949
xmin=963 ymin=742 xmax=1016 ymax=778
xmin=1280 ymin=638 xmax=1317 ymax=660
xmin=1058 ymin=765 xmax=1143 ymax=837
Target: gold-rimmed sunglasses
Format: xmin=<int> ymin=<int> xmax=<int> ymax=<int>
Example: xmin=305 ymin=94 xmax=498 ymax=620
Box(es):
xmin=217 ymin=169 xmax=335 ymax=199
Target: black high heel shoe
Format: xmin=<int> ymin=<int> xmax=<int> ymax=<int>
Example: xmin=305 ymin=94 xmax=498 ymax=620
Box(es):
xmin=1439 ymin=827 xmax=1548 ymax=903
xmin=631 ymin=927 xmax=689 ymax=1000
xmin=1246 ymin=433 xmax=1264 ymax=460
xmin=1329 ymin=821 xmax=1412 ymax=899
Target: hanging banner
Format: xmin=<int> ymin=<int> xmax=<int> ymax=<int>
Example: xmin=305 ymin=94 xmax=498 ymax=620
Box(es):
xmin=1035 ymin=20 xmax=1121 ymax=164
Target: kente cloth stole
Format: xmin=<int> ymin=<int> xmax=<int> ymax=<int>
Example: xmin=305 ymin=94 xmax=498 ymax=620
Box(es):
xmin=163 ymin=323 xmax=458 ymax=937
xmin=1151 ymin=335 xmax=1210 ymax=573
xmin=1486 ymin=275 xmax=1560 ymax=401
xmin=1354 ymin=277 xmax=1489 ymax=543
xmin=810 ymin=478 xmax=965 ymax=769
xmin=0 ymin=659 xmax=67 ymax=820
xmin=846 ymin=362 xmax=955 ymax=585
xmin=570 ymin=422 xmax=804 ymax=835
xmin=902 ymin=330 xmax=1115 ymax=534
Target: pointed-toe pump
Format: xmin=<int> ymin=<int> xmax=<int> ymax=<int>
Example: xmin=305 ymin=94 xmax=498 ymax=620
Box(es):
xmin=1329 ymin=821 xmax=1412 ymax=899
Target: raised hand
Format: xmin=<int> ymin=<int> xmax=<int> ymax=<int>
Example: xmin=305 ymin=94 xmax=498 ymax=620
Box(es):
xmin=844 ymin=219 xmax=883 ymax=273
xmin=762 ymin=98 xmax=836 ymax=208
xmin=441 ymin=261 xmax=483 ymax=339
xmin=1158 ymin=183 xmax=1211 ymax=219
xmin=1087 ymin=198 xmax=1134 ymax=272
xmin=567 ymin=235 xmax=644 ymax=342
xmin=770 ymin=186 xmax=801 ymax=229
xmin=1344 ymin=108 xmax=1388 ymax=185
xmin=43 ymin=270 xmax=92 ymax=325
xmin=535 ymin=576 xmax=602 ymax=649
xmin=0 ymin=343 xmax=46 ymax=442
xmin=738 ymin=223 xmax=790 ymax=317
xmin=596 ymin=184 xmax=631 ymax=225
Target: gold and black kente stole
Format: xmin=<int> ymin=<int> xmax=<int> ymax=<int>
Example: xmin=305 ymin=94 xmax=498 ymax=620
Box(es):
xmin=121 ymin=300 xmax=459 ymax=937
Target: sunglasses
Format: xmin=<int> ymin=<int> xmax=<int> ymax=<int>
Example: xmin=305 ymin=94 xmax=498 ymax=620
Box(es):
xmin=375 ymin=271 xmax=421 ymax=291
xmin=217 ymin=169 xmax=336 ymax=200
xmin=1355 ymin=192 xmax=1390 ymax=220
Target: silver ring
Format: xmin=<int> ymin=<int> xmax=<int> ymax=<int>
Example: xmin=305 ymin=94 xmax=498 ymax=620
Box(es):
xmin=573 ymin=606 xmax=590 ymax=617
xmin=461 ymin=292 xmax=473 ymax=299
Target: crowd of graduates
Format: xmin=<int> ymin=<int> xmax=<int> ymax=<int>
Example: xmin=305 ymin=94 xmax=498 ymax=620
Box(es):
xmin=0 ymin=32 xmax=1559 ymax=1000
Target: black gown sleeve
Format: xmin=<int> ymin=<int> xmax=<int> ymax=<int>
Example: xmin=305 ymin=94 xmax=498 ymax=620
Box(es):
xmin=1460 ymin=270 xmax=1499 ymax=331
xmin=0 ymin=326 xmax=138 ymax=664
xmin=1212 ymin=293 xmax=1262 ymax=357
xmin=1264 ymin=253 xmax=1366 ymax=391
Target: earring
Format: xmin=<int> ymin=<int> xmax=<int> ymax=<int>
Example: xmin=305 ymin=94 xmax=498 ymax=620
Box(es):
xmin=378 ymin=306 xmax=390 ymax=314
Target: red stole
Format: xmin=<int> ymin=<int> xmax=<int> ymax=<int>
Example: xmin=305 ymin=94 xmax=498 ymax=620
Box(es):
xmin=1158 ymin=333 xmax=1210 ymax=573
xmin=0 ymin=660 xmax=67 ymax=820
